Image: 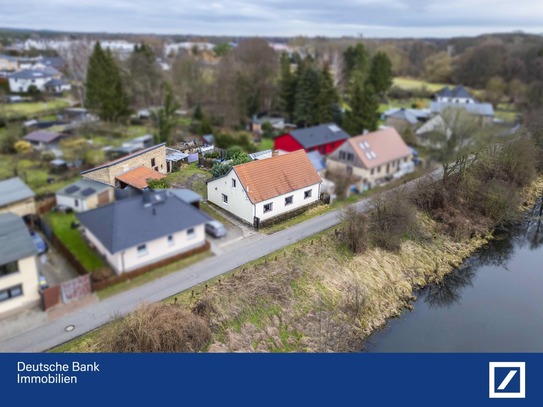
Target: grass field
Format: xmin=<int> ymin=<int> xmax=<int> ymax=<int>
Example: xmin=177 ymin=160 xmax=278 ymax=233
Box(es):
xmin=165 ymin=164 xmax=210 ymax=198
xmin=393 ymin=77 xmax=451 ymax=92
xmin=0 ymin=99 xmax=71 ymax=118
xmin=45 ymin=212 xmax=107 ymax=273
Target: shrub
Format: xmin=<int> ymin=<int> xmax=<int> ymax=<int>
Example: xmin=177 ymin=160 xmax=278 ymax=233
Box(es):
xmin=101 ymin=302 xmax=211 ymax=352
xmin=337 ymin=206 xmax=369 ymax=254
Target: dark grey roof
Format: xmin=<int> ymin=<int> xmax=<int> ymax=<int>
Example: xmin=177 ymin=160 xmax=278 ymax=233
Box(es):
xmin=41 ymin=56 xmax=64 ymax=69
xmin=169 ymin=189 xmax=202 ymax=204
xmin=23 ymin=130 xmax=63 ymax=143
xmin=0 ymin=177 xmax=35 ymax=207
xmin=306 ymin=151 xmax=325 ymax=172
xmin=9 ymin=69 xmax=56 ymax=80
xmin=0 ymin=53 xmax=19 ymax=62
xmin=56 ymin=179 xmax=110 ymax=200
xmin=436 ymin=85 xmax=473 ymax=99
xmin=287 ymin=123 xmax=349 ymax=149
xmin=430 ymin=101 xmax=494 ymax=117
xmin=76 ymin=190 xmax=211 ymax=253
xmin=0 ymin=213 xmax=37 ymax=264
xmin=45 ymin=78 xmax=69 ymax=87
xmin=387 ymin=108 xmax=419 ymax=125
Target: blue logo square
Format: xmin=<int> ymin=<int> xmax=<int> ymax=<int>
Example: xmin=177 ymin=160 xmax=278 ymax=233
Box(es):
xmin=494 ymin=367 xmax=520 ymax=393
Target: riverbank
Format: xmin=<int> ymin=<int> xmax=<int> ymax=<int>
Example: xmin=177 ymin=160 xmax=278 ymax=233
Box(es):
xmin=57 ymin=177 xmax=543 ymax=352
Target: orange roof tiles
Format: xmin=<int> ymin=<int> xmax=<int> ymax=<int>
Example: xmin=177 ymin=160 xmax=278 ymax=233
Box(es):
xmin=233 ymin=150 xmax=322 ymax=203
xmin=115 ymin=166 xmax=166 ymax=190
xmin=348 ymin=128 xmax=412 ymax=169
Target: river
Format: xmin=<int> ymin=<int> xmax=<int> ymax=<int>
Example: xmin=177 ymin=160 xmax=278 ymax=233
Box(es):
xmin=364 ymin=196 xmax=543 ymax=352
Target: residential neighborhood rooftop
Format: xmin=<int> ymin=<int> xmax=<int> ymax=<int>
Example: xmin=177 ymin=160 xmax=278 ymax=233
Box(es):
xmin=435 ymin=85 xmax=473 ymax=100
xmin=347 ymin=128 xmax=412 ymax=169
xmin=115 ymin=166 xmax=166 ymax=190
xmin=23 ymin=130 xmax=63 ymax=143
xmin=430 ymin=101 xmax=495 ymax=117
xmin=0 ymin=212 xmax=37 ymax=264
xmin=56 ymin=179 xmax=111 ymax=199
xmin=287 ymin=123 xmax=350 ymax=149
xmin=232 ymin=149 xmax=322 ymax=203
xmin=0 ymin=177 xmax=35 ymax=207
xmin=76 ymin=190 xmax=211 ymax=253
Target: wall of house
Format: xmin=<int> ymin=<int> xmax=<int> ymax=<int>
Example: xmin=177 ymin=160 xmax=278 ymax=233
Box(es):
xmin=116 ymin=225 xmax=206 ymax=273
xmin=306 ymin=139 xmax=347 ymax=155
xmin=82 ymin=145 xmax=167 ymax=187
xmin=0 ymin=58 xmax=18 ymax=71
xmin=207 ymin=171 xmax=255 ymax=224
xmin=255 ymin=183 xmax=321 ymax=222
xmin=437 ymin=96 xmax=473 ymax=104
xmin=84 ymin=228 xmax=121 ymax=271
xmin=274 ymin=134 xmax=304 ymax=153
xmin=8 ymin=77 xmax=49 ymax=93
xmin=0 ymin=255 xmax=40 ymax=316
xmin=327 ymin=156 xmax=412 ymax=188
xmin=0 ymin=198 xmax=36 ymax=217
xmin=56 ymin=189 xmax=113 ymax=213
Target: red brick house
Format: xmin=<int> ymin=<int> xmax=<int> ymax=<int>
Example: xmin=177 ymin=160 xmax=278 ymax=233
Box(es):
xmin=274 ymin=123 xmax=349 ymax=155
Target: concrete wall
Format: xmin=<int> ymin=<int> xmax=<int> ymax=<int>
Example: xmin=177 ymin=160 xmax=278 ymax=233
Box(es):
xmin=82 ymin=145 xmax=167 ymax=187
xmin=84 ymin=224 xmax=205 ymax=274
xmin=0 ymin=198 xmax=36 ymax=217
xmin=0 ymin=255 xmax=40 ymax=316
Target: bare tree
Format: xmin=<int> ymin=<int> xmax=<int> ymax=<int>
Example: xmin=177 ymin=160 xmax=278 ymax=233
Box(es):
xmin=57 ymin=38 xmax=94 ymax=105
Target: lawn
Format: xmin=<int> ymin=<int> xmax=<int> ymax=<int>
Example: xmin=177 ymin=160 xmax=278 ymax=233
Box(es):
xmin=165 ymin=164 xmax=211 ymax=198
xmin=0 ymin=99 xmax=71 ymax=118
xmin=45 ymin=212 xmax=107 ymax=273
xmin=393 ymin=77 xmax=451 ymax=93
xmin=258 ymin=138 xmax=274 ymax=151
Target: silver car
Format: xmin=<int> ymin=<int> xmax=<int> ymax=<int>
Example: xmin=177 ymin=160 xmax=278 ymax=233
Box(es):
xmin=205 ymin=220 xmax=227 ymax=238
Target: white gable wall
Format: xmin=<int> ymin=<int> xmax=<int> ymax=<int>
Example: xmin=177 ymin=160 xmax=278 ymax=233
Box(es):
xmin=207 ymin=171 xmax=255 ymax=224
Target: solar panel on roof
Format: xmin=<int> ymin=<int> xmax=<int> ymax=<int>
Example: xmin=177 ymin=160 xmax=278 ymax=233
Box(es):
xmin=81 ymin=188 xmax=96 ymax=197
xmin=65 ymin=185 xmax=80 ymax=194
xmin=328 ymin=124 xmax=341 ymax=132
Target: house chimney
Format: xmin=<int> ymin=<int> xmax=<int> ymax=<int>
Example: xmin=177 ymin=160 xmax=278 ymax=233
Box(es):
xmin=142 ymin=189 xmax=151 ymax=207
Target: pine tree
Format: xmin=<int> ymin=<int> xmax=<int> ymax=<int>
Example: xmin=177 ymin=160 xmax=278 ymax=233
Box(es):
xmin=293 ymin=57 xmax=319 ymax=126
xmin=315 ymin=64 xmax=339 ymax=124
xmin=343 ymin=76 xmax=380 ymax=135
xmin=367 ymin=52 xmax=393 ymax=96
xmin=85 ymin=42 xmax=130 ymax=122
xmin=343 ymin=43 xmax=370 ymax=83
xmin=279 ymin=52 xmax=296 ymax=122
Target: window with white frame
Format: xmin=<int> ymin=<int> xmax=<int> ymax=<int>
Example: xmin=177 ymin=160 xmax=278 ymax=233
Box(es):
xmin=167 ymin=235 xmax=174 ymax=246
xmin=232 ymin=178 xmax=236 ymax=188
xmin=263 ymin=203 xmax=273 ymax=213
xmin=222 ymin=194 xmax=228 ymax=204
xmin=187 ymin=228 xmax=195 ymax=239
xmin=0 ymin=261 xmax=18 ymax=278
xmin=304 ymin=189 xmax=312 ymax=199
xmin=137 ymin=244 xmax=148 ymax=257
xmin=285 ymin=196 xmax=293 ymax=206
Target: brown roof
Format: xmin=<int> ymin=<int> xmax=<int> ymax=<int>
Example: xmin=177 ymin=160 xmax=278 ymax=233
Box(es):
xmin=233 ymin=149 xmax=322 ymax=203
xmin=115 ymin=166 xmax=166 ymax=190
xmin=348 ymin=128 xmax=412 ymax=169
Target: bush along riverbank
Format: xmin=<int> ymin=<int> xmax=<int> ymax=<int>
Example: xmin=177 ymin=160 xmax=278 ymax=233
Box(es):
xmin=58 ymin=132 xmax=543 ymax=353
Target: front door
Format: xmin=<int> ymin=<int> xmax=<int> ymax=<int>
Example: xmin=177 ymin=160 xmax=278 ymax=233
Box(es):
xmin=253 ymin=216 xmax=260 ymax=229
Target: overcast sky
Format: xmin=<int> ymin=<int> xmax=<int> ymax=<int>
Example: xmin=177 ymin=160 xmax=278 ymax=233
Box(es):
xmin=2 ymin=0 xmax=543 ymax=38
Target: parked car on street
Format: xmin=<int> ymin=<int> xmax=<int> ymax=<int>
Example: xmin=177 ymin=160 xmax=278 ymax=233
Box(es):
xmin=205 ymin=220 xmax=227 ymax=238
xmin=30 ymin=231 xmax=48 ymax=255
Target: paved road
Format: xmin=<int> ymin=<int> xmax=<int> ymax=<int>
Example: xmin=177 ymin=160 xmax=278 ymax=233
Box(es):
xmin=0 ymin=172 xmax=434 ymax=352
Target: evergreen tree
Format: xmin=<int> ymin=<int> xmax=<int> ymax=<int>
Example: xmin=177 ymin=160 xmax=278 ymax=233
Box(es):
xmin=315 ymin=64 xmax=339 ymax=124
xmin=293 ymin=57 xmax=319 ymax=126
xmin=85 ymin=42 xmax=130 ymax=122
xmin=343 ymin=43 xmax=370 ymax=83
xmin=367 ymin=52 xmax=393 ymax=96
xmin=152 ymin=82 xmax=180 ymax=145
xmin=193 ymin=103 xmax=203 ymax=121
xmin=279 ymin=52 xmax=296 ymax=122
xmin=343 ymin=76 xmax=379 ymax=135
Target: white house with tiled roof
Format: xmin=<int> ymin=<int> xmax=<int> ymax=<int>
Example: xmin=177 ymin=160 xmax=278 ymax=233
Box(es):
xmin=326 ymin=128 xmax=413 ymax=189
xmin=206 ymin=150 xmax=322 ymax=228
